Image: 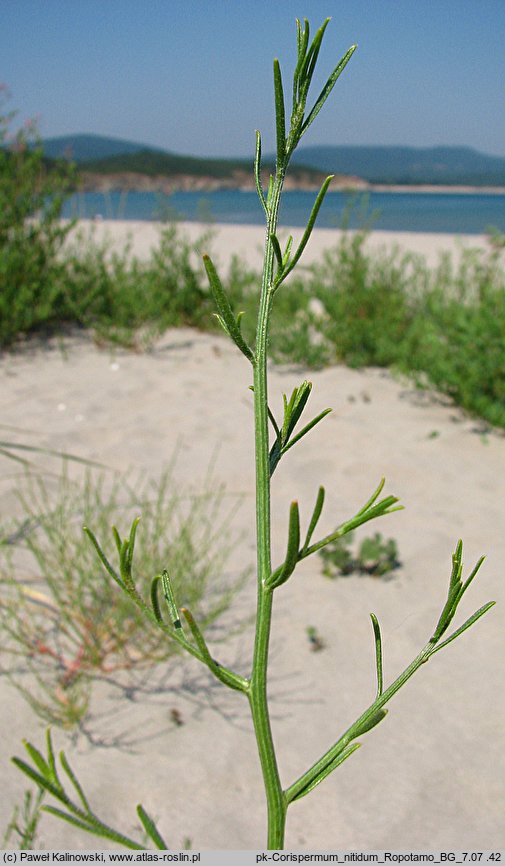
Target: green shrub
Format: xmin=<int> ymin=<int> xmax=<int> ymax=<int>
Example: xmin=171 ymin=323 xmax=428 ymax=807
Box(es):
xmin=306 ymin=230 xmax=418 ymax=368
xmin=0 ymin=93 xmax=77 ymax=346
xmin=403 ymin=243 xmax=505 ymax=427
xmin=319 ymin=531 xmax=401 ymax=578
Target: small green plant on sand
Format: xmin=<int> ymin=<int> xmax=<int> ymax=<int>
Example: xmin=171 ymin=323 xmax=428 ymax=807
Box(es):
xmin=319 ymin=530 xmax=400 ymax=578
xmin=1 ymin=460 xmax=246 ymax=728
xmin=2 ymin=789 xmax=45 ymax=850
xmin=13 ymin=19 xmax=495 ymax=849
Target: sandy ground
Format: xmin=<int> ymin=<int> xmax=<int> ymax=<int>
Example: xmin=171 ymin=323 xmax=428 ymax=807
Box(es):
xmin=68 ymin=218 xmax=493 ymax=271
xmin=0 ymin=223 xmax=503 ymax=851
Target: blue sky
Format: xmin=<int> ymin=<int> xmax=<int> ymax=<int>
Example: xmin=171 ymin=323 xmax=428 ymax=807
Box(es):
xmin=2 ymin=0 xmax=505 ymax=158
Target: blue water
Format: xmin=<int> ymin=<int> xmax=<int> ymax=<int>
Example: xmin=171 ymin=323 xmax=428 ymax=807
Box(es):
xmin=62 ymin=188 xmax=505 ymax=235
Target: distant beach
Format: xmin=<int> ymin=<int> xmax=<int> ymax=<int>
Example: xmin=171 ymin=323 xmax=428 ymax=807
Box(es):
xmin=62 ymin=188 xmax=505 ymax=235
xmin=67 ymin=219 xmax=492 ymax=272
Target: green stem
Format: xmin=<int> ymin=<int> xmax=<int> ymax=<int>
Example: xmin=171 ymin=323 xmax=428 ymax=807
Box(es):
xmin=249 ymin=168 xmax=287 ymax=849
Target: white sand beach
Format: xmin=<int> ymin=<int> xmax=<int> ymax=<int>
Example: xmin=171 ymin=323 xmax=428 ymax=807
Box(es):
xmin=1 ymin=223 xmax=503 ymax=850
xmin=69 ymin=218 xmax=493 ymax=270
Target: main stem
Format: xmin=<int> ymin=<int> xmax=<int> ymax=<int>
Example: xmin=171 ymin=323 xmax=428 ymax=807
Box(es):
xmin=249 ymin=168 xmax=287 ymax=849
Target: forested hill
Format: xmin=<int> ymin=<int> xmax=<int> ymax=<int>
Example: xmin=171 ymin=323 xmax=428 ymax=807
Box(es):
xmin=290 ymin=145 xmax=505 ymax=186
xmin=40 ymin=134 xmax=328 ymax=190
xmin=41 ymin=135 xmax=505 ymax=187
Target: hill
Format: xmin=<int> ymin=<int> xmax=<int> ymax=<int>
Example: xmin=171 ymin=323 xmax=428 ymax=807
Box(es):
xmin=290 ymin=145 xmax=505 ymax=186
xmin=41 ymin=134 xmax=329 ymax=191
xmin=41 ymin=134 xmax=164 ymax=162
xmin=41 ymin=135 xmax=505 ymax=189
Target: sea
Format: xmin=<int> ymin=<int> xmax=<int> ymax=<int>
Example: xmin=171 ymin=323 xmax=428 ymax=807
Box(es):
xmin=61 ymin=188 xmax=505 ymax=235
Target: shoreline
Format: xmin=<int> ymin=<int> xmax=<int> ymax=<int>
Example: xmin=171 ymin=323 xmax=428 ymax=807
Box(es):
xmin=364 ymin=182 xmax=505 ymax=195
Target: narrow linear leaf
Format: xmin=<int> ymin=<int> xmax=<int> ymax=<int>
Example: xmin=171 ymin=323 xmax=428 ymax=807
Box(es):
xmin=180 ymin=606 xmax=247 ymax=693
xmin=60 ymin=751 xmax=91 ymax=812
xmin=180 ymin=606 xmax=213 ymax=664
xmin=297 ymin=19 xmax=329 ymax=104
xmin=290 ymin=743 xmax=361 ymax=802
xmin=22 ymin=741 xmax=50 ymax=779
xmin=254 ymin=130 xmax=268 ymax=215
xmin=273 ymin=58 xmax=286 ymax=165
xmin=268 ymin=407 xmax=281 ymax=438
xmin=301 ymin=44 xmax=357 ymax=135
xmin=282 ymin=234 xmax=293 ymax=266
xmin=302 ymin=21 xmax=329 ymax=96
xmin=283 ymin=381 xmax=312 ymax=443
xmin=83 ymin=527 xmax=124 ymax=589
xmin=293 ymin=18 xmax=310 ymax=104
xmin=276 ymin=177 xmax=333 ymax=287
xmin=12 ymin=758 xmax=65 ymax=803
xmin=461 ymin=555 xmax=486 ymax=596
xmin=281 ymin=408 xmax=332 ymax=456
xmin=302 ymin=485 xmax=325 ymax=553
xmin=302 ymin=495 xmax=402 ymax=559
xmin=356 ymin=478 xmax=386 ymax=517
xmin=343 ymin=497 xmax=402 ymax=532
xmin=267 ymin=501 xmax=300 ymax=589
xmin=370 ymin=613 xmax=383 ymax=698
xmin=137 ymin=804 xmax=168 ymax=850
xmin=203 ymin=254 xmax=255 ymax=363
xmin=270 ymin=233 xmax=284 ymax=271
xmin=432 ymin=581 xmax=463 ymax=640
xmin=451 ymin=539 xmax=463 ymax=574
xmin=150 ymin=575 xmax=164 ymax=623
xmin=111 ymin=525 xmax=122 ymax=556
xmin=46 ymin=729 xmax=57 ymax=780
xmin=42 ymin=807 xmax=143 ymax=849
xmin=161 ymin=570 xmax=182 ymax=629
xmin=266 ymin=174 xmax=274 ymax=207
xmin=430 ymin=601 xmax=496 ymax=656
xmin=432 ymin=544 xmax=466 ymax=640
xmin=119 ymin=538 xmax=134 ymax=589
xmin=269 ymin=438 xmax=282 ymax=478
xmin=126 ymin=516 xmax=141 ymax=572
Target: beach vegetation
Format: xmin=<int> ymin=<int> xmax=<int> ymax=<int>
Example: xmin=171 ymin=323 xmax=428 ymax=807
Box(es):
xmin=0 ymin=88 xmax=77 ymax=346
xmin=2 ymin=91 xmax=505 ymax=430
xmin=12 ymin=18 xmax=495 ymax=850
xmin=0 ymin=458 xmax=247 ymax=728
xmin=318 ymin=530 xmax=401 ymax=578
xmin=2 ymin=788 xmax=45 ymax=850
xmin=303 ymin=227 xmax=505 ymax=427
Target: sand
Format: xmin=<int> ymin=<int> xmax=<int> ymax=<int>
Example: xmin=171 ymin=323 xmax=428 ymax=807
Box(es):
xmin=68 ymin=218 xmax=493 ymax=271
xmin=0 ymin=223 xmax=503 ymax=851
